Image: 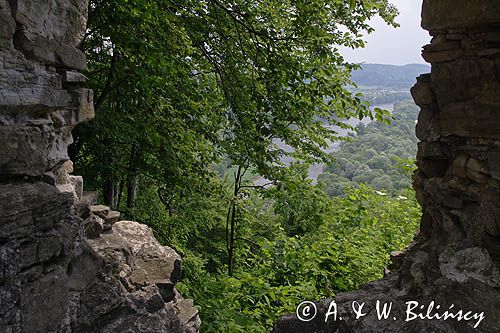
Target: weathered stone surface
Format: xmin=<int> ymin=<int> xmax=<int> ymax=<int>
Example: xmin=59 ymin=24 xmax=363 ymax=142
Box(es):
xmin=69 ymin=175 xmax=83 ymax=200
xmin=439 ymin=247 xmax=500 ymax=287
xmin=83 ymin=214 xmax=104 ymax=239
xmin=105 ymin=210 xmax=121 ymax=224
xmin=0 ymin=182 xmax=78 ymax=332
xmin=64 ymin=71 xmax=87 ymax=83
xmin=88 ymin=221 xmax=182 ymax=290
xmin=55 ymin=44 xmax=87 ymax=70
xmin=410 ymin=74 xmax=433 ymax=106
xmin=21 ymin=269 xmax=70 ymax=333
xmin=422 ymin=0 xmax=500 ymax=31
xmin=113 ymin=221 xmax=182 ymax=284
xmin=81 ymin=221 xmax=200 ymax=332
xmin=171 ymin=290 xmax=202 ymax=333
xmin=72 ymin=88 xmax=95 ymax=122
xmin=90 ymin=205 xmax=121 ymax=230
xmin=422 ymin=48 xmax=463 ymax=63
xmin=12 ymin=0 xmax=89 ymax=46
xmin=466 ymin=158 xmax=489 ymax=183
xmin=0 ymin=0 xmax=93 ymax=176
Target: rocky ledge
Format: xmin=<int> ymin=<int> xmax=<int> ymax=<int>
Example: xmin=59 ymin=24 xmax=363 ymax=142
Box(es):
xmin=67 ymin=172 xmax=200 ymax=332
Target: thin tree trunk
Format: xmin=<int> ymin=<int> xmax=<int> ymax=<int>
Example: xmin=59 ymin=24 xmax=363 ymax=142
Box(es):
xmin=126 ymin=145 xmax=139 ymax=209
xmin=117 ymin=180 xmax=124 ymax=210
xmin=227 ymin=165 xmax=242 ymax=277
xmin=104 ymin=179 xmax=113 ymax=206
xmin=112 ymin=182 xmax=119 ymax=210
xmin=127 ymin=176 xmax=138 ymax=208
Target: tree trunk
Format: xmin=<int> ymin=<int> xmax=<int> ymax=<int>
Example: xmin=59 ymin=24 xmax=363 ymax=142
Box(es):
xmin=126 ymin=145 xmax=139 ymax=209
xmin=227 ymin=165 xmax=242 ymax=277
xmin=103 ymin=179 xmax=114 ymax=206
xmin=126 ymin=176 xmax=138 ymax=209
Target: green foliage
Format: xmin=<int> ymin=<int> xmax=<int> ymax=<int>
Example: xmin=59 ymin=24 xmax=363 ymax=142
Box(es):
xmin=172 ymin=184 xmax=420 ymax=332
xmin=126 ymin=159 xmax=421 ymax=332
xmin=319 ymin=101 xmax=419 ymax=196
xmin=74 ymin=0 xmax=224 ymax=195
xmin=74 ymin=0 xmax=398 ymax=196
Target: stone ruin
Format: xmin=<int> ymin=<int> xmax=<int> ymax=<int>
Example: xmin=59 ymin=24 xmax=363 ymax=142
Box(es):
xmin=274 ymin=1 xmax=500 ymax=331
xmin=0 ymin=0 xmax=199 ymax=331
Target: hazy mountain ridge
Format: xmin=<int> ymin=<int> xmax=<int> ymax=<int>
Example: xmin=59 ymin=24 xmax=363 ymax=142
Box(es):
xmin=351 ymin=63 xmax=430 ymax=89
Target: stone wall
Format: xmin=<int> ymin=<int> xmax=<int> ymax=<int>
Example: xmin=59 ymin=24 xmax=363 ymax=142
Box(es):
xmin=274 ymin=1 xmax=500 ymax=332
xmin=0 ymin=1 xmax=199 ymax=332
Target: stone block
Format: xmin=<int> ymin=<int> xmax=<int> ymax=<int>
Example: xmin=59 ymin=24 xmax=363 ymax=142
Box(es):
xmin=0 ymin=182 xmax=73 ymax=239
xmin=13 ymin=31 xmax=58 ymax=64
xmin=64 ymin=70 xmax=87 ymax=83
xmin=90 ymin=205 xmax=111 ymax=216
xmin=422 ymin=0 xmax=500 ymax=31
xmin=411 ymin=75 xmax=433 ymax=106
xmin=451 ymin=152 xmax=468 ymax=178
xmin=72 ymin=88 xmax=95 ymax=122
xmin=84 ymin=215 xmax=104 ymax=239
xmin=422 ymin=48 xmax=463 ymax=63
xmin=127 ymin=286 xmax=165 ymax=313
xmin=55 ymin=44 xmax=86 ymax=70
xmin=488 ymin=151 xmax=500 ymax=180
xmin=20 ymin=269 xmax=69 ymax=333
xmin=0 ymin=12 xmax=16 ymax=40
xmin=424 ymin=40 xmax=461 ymax=53
xmin=466 ymin=158 xmax=489 ymax=183
xmin=69 ymin=175 xmax=83 ymax=200
xmin=12 ymin=0 xmax=89 ymax=46
xmin=63 ymin=160 xmax=74 ymax=173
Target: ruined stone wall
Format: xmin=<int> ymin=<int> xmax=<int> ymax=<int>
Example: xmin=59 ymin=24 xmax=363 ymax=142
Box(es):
xmin=274 ymin=1 xmax=500 ymax=332
xmin=0 ymin=1 xmax=199 ymax=332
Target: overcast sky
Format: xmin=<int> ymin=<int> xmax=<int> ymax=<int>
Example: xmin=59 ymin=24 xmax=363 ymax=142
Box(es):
xmin=340 ymin=0 xmax=430 ymax=65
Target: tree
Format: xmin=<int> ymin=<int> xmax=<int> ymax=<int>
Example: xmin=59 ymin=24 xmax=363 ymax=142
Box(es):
xmin=75 ymin=0 xmax=398 ymax=273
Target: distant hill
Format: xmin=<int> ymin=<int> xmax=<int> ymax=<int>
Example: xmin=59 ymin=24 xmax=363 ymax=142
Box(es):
xmin=351 ymin=63 xmax=430 ymax=89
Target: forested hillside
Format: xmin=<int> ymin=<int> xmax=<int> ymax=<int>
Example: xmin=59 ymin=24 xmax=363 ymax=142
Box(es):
xmin=319 ymin=101 xmax=419 ymax=196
